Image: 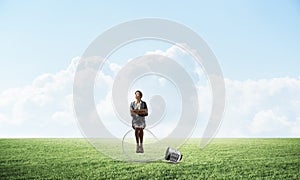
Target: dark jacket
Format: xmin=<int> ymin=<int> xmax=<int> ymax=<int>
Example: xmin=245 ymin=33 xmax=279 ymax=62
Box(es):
xmin=130 ymin=100 xmax=148 ymax=117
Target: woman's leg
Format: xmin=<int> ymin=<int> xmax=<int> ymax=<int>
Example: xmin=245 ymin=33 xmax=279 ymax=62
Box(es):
xmin=134 ymin=127 xmax=140 ymax=144
xmin=139 ymin=128 xmax=144 ymax=144
xmin=139 ymin=128 xmax=144 ymax=153
xmin=135 ymin=127 xmax=141 ymax=153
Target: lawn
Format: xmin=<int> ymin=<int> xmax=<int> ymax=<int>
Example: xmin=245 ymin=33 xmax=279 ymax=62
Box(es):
xmin=0 ymin=138 xmax=299 ymax=179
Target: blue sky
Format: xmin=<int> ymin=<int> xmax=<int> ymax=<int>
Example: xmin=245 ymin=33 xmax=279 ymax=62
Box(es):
xmin=1 ymin=0 xmax=300 ymax=91
xmin=0 ymin=1 xmax=300 ymax=138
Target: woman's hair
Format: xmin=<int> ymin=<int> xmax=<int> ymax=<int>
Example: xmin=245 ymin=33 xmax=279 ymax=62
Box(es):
xmin=135 ymin=90 xmax=143 ymax=98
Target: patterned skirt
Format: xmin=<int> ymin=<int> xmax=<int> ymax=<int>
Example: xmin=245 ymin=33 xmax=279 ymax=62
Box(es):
xmin=132 ymin=116 xmax=146 ymax=129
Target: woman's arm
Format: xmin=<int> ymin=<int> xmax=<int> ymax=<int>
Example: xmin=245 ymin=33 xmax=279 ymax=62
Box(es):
xmin=130 ymin=102 xmax=136 ymax=117
xmin=132 ymin=109 xmax=148 ymax=115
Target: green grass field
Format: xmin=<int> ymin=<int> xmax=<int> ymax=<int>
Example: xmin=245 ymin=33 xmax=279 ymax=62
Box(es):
xmin=0 ymin=138 xmax=299 ymax=179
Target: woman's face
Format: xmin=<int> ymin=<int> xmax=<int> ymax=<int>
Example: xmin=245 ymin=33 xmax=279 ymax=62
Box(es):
xmin=135 ymin=92 xmax=141 ymax=100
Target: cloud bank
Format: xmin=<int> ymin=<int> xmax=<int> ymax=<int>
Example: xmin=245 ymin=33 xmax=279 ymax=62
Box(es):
xmin=219 ymin=77 xmax=300 ymax=137
xmin=0 ymin=46 xmax=299 ymax=138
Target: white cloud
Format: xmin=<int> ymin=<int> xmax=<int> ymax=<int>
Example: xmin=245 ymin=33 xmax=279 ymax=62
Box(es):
xmin=291 ymin=117 xmax=300 ymax=136
xmin=51 ymin=94 xmax=74 ymax=125
xmin=0 ymin=57 xmax=81 ymax=137
xmin=0 ymin=113 xmax=7 ymax=123
xmin=158 ymin=77 xmax=166 ymax=87
xmin=248 ymin=109 xmax=300 ymax=137
xmin=250 ymin=110 xmax=290 ymax=134
xmin=109 ymin=63 xmax=121 ymax=73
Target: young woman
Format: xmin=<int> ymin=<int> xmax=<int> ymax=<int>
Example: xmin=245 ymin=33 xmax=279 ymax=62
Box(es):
xmin=130 ymin=90 xmax=148 ymax=153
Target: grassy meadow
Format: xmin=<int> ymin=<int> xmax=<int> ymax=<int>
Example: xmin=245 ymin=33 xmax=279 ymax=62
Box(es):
xmin=0 ymin=138 xmax=299 ymax=179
